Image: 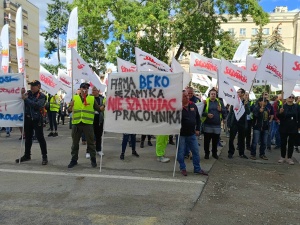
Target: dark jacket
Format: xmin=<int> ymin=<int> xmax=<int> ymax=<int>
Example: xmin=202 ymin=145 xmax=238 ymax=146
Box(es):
xmin=24 ymin=90 xmax=46 ymax=121
xmin=252 ymin=105 xmax=270 ymax=131
xmin=94 ymin=95 xmax=105 ymax=124
xmin=180 ymin=101 xmax=200 ymax=136
xmin=277 ymin=103 xmax=300 ymax=133
xmin=202 ymin=98 xmax=226 ymax=126
xmin=227 ymin=100 xmax=250 ymax=128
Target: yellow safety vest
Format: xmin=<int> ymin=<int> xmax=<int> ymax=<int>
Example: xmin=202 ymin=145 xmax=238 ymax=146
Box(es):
xmin=49 ymin=95 xmax=60 ymax=112
xmin=201 ymin=98 xmax=222 ymax=122
xmin=72 ymin=95 xmax=95 ymax=124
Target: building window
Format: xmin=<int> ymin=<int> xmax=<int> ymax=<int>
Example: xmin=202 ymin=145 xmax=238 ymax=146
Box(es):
xmin=228 ymin=28 xmax=235 ymax=35
xmin=252 ymin=28 xmax=258 ymax=35
xmin=263 ymin=28 xmax=269 ymax=35
xmin=240 ymin=28 xmax=246 ymax=36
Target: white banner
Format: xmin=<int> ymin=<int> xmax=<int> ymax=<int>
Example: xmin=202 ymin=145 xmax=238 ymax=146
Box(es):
xmin=171 ymin=57 xmax=192 ymax=89
xmin=233 ymin=97 xmax=245 ymax=121
xmin=283 ymin=52 xmax=300 ymax=81
xmin=218 ymin=73 xmax=239 ymax=106
xmin=104 ymin=71 xmax=183 ymax=135
xmin=232 ymin=39 xmax=250 ymax=62
xmin=117 ymin=57 xmax=137 ymax=72
xmin=15 ymin=7 xmax=26 ymax=86
xmin=0 ymin=74 xmax=24 ymax=127
xmin=71 ymin=48 xmax=91 ymax=80
xmin=89 ymin=72 xmax=107 ymax=93
xmin=66 ymin=7 xmax=78 ymax=77
xmin=192 ymin=73 xmax=212 ymax=87
xmin=189 ymin=52 xmax=219 ymax=79
xmin=39 ymin=66 xmax=61 ymax=95
xmin=58 ymin=68 xmax=72 ymax=92
xmin=256 ymin=49 xmax=282 ymax=86
xmin=220 ymin=58 xmax=250 ymax=90
xmin=135 ymin=47 xmax=173 ymax=72
xmin=1 ymin=24 xmax=9 ymax=73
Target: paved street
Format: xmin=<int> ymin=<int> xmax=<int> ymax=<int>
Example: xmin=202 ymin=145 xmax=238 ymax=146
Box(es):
xmin=0 ymin=121 xmax=218 ymax=225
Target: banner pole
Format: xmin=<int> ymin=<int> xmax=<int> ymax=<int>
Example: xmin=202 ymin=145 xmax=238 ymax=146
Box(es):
xmin=172 ymin=134 xmax=180 ymax=177
xmin=281 ymin=52 xmax=284 ymax=99
xmin=19 ymin=82 xmax=25 ymax=164
xmin=99 ymin=119 xmax=105 ymax=173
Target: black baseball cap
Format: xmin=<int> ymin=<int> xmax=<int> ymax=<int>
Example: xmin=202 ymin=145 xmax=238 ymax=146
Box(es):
xmin=28 ymin=80 xmax=41 ymax=86
xmin=80 ymin=83 xmax=90 ymax=89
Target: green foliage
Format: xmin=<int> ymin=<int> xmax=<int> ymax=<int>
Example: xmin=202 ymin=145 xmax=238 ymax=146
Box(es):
xmin=41 ymin=0 xmax=70 ymax=64
xmin=213 ymin=31 xmax=240 ymax=60
xmin=249 ymin=25 xmax=267 ymax=57
xmin=72 ymin=0 xmax=269 ymax=66
xmin=41 ymin=63 xmax=66 ymax=75
xmin=266 ymin=23 xmax=288 ymax=52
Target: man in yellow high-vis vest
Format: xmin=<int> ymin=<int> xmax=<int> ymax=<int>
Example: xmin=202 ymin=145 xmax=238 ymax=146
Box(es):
xmin=48 ymin=94 xmax=60 ymax=137
xmin=67 ymin=83 xmax=104 ymax=168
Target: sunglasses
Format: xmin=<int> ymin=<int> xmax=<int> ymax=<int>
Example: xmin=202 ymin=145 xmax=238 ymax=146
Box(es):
xmin=288 ymin=96 xmax=295 ymax=99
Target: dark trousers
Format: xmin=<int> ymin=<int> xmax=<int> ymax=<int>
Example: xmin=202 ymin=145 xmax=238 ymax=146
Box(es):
xmin=122 ymin=134 xmax=136 ymax=153
xmin=48 ymin=111 xmax=57 ymax=131
xmin=204 ymin=132 xmax=219 ymax=155
xmin=245 ymin=120 xmax=252 ymax=147
xmin=94 ymin=122 xmax=104 ymax=152
xmin=141 ymin=135 xmax=151 ymax=142
xmin=71 ymin=123 xmax=95 ymax=161
xmin=24 ymin=117 xmax=47 ymax=158
xmin=57 ymin=112 xmax=65 ymax=125
xmin=228 ymin=124 xmax=246 ymax=156
xmin=280 ymin=132 xmax=296 ymax=158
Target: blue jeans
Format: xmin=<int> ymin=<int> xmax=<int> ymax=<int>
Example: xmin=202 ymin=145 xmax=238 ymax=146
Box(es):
xmin=122 ymin=134 xmax=136 ymax=153
xmin=270 ymin=121 xmax=281 ymax=146
xmin=177 ymin=134 xmax=201 ymax=172
xmin=251 ymin=129 xmax=268 ymax=156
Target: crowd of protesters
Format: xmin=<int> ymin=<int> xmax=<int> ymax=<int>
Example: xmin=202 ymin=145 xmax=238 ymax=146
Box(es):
xmin=2 ymin=80 xmax=299 ymax=177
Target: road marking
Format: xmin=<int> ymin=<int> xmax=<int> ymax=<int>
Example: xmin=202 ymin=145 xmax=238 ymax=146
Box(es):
xmin=0 ymin=168 xmax=205 ymax=184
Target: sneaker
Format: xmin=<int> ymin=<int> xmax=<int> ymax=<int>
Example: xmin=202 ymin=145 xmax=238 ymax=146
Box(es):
xmin=140 ymin=141 xmax=144 ymax=148
xmin=6 ymin=133 xmax=10 ymax=137
xmin=91 ymin=158 xmax=97 ymax=167
xmin=274 ymin=146 xmax=281 ymax=150
xmin=53 ymin=132 xmax=58 ymax=137
xmin=148 ymin=141 xmax=153 ymax=146
xmin=132 ymin=151 xmax=140 ymax=157
xmin=157 ymin=156 xmax=170 ymax=163
xmin=48 ymin=132 xmax=54 ymax=137
xmin=295 ymin=147 xmax=300 ymax=153
xmin=68 ymin=160 xmax=78 ymax=168
xmin=169 ymin=140 xmax=175 ymax=145
xmin=82 ymin=141 xmax=87 ymax=145
xmin=181 ymin=169 xmax=187 ymax=176
xmin=287 ymin=158 xmax=295 ymax=165
xmin=120 ymin=153 xmax=124 ymax=160
xmin=42 ymin=158 xmax=48 ymax=165
xmin=250 ymin=155 xmax=256 ymax=160
xmin=278 ymin=157 xmax=285 ymax=164
xmin=239 ymin=155 xmax=248 ymax=159
xmin=194 ymin=170 xmax=208 ymax=176
xmin=212 ymin=153 xmax=219 ymax=160
xmin=85 ymin=153 xmax=90 ymax=159
xmin=97 ymin=151 xmax=104 ymax=156
xmin=204 ymin=153 xmax=209 ymax=159
xmin=260 ymin=155 xmax=268 ymax=160
xmin=15 ymin=155 xmax=31 ymax=163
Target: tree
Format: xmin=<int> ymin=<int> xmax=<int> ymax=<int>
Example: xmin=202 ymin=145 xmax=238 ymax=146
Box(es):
xmin=72 ymin=0 xmax=269 ymax=65
xmin=41 ymin=63 xmax=66 ymax=75
xmin=41 ymin=0 xmax=70 ymax=64
xmin=212 ymin=31 xmax=240 ymax=60
xmin=249 ymin=25 xmax=268 ymax=57
xmin=266 ymin=23 xmax=288 ymax=52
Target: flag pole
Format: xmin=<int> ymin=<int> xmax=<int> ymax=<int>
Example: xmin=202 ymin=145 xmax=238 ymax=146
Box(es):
xmin=172 ymin=134 xmax=180 ymax=177
xmin=281 ymin=52 xmax=284 ymax=99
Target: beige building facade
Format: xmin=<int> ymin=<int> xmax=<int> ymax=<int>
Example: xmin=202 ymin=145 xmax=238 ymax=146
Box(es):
xmin=0 ymin=0 xmax=39 ymax=81
xmin=175 ymin=6 xmax=300 ymax=71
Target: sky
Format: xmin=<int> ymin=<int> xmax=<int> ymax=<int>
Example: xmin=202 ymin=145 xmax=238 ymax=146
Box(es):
xmin=29 ymin=0 xmax=300 ymax=68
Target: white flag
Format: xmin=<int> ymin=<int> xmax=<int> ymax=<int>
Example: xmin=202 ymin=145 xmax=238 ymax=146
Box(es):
xmin=39 ymin=66 xmax=61 ymax=95
xmin=58 ymin=68 xmax=72 ymax=92
xmin=16 ymin=7 xmax=26 ymax=86
xmin=71 ymin=48 xmax=91 ymax=80
xmin=233 ymin=97 xmax=245 ymax=121
xmin=189 ymin=52 xmax=219 ymax=79
xmin=1 ymin=24 xmax=9 ymax=73
xmin=117 ymin=57 xmax=137 ymax=72
xmin=171 ymin=57 xmax=192 ymax=89
xmin=135 ymin=47 xmax=172 ymax=72
xmin=256 ymin=49 xmax=282 ymax=86
xmin=192 ymin=73 xmax=211 ymax=87
xmin=66 ymin=7 xmax=78 ymax=77
xmin=282 ymin=52 xmax=300 ymax=81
